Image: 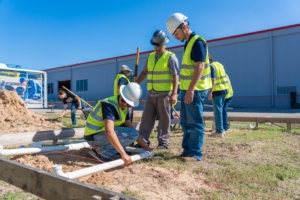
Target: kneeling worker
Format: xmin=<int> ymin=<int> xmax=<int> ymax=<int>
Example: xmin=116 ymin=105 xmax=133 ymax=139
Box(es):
xmin=84 ymin=83 xmax=152 ymax=165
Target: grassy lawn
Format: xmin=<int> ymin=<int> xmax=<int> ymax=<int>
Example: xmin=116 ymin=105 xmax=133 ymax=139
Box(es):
xmin=41 ymin=113 xmax=87 ymax=128
xmin=135 ymin=122 xmax=300 ymax=199
xmin=1 ymin=117 xmax=300 ymax=199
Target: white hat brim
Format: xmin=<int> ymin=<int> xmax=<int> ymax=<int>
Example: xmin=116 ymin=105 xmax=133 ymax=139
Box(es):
xmin=120 ymin=85 xmax=139 ymax=107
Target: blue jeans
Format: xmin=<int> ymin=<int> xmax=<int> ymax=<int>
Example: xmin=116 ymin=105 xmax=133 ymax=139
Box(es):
xmin=180 ymin=90 xmax=208 ymax=161
xmin=71 ymin=100 xmax=88 ymax=125
xmin=87 ymin=127 xmax=139 ymax=159
xmin=212 ymin=94 xmax=226 ymax=133
xmin=223 ymin=97 xmax=233 ymax=131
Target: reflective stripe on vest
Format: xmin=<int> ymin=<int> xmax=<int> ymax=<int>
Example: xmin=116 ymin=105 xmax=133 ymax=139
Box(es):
xmin=147 ymin=51 xmax=174 ymax=91
xmin=114 ymin=74 xmax=130 ymax=95
xmin=210 ymin=62 xmax=229 ymax=92
xmin=226 ymin=75 xmax=233 ymax=99
xmin=84 ymin=95 xmax=128 ymax=136
xmin=180 ymin=35 xmax=212 ymax=91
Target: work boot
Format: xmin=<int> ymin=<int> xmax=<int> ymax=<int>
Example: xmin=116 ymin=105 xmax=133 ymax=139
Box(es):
xmin=88 ymin=149 xmax=112 ymax=162
xmin=157 ymin=145 xmax=168 ymax=150
xmin=208 ymin=132 xmax=225 ymax=138
xmin=181 ymin=156 xmax=201 ymax=163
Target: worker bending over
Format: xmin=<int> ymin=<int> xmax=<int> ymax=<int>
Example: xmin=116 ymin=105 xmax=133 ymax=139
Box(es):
xmin=84 ymin=83 xmax=152 ymax=165
xmin=167 ymin=13 xmax=212 ymax=162
xmin=208 ymin=55 xmax=229 ymax=137
xmin=114 ymin=65 xmax=133 ymax=95
xmin=136 ymin=30 xmax=179 ymax=150
xmin=58 ymin=90 xmax=88 ymax=125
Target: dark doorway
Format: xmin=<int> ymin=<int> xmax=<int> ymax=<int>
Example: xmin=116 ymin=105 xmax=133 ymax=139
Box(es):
xmin=58 ymin=80 xmax=71 ymax=92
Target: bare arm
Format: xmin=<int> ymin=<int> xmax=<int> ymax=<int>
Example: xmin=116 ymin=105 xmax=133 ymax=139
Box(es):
xmin=123 ymin=120 xmax=153 ymax=152
xmin=104 ymin=119 xmax=132 ymax=165
xmin=136 ymin=71 xmax=148 ymax=84
xmin=74 ymin=96 xmax=82 ymax=109
xmin=208 ymin=78 xmax=215 ymax=101
xmin=169 ymin=75 xmax=179 ymax=105
xmin=60 ymin=104 xmax=67 ymax=117
xmin=185 ymin=61 xmax=205 ymax=104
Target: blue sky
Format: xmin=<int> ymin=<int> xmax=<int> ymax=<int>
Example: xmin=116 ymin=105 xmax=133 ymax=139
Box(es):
xmin=0 ymin=0 xmax=300 ymax=71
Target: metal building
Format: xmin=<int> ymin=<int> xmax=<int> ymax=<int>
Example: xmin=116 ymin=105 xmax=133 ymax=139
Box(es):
xmin=44 ymin=23 xmax=300 ymax=109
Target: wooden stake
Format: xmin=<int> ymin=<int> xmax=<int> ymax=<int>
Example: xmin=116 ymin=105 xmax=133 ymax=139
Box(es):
xmin=131 ymin=47 xmax=140 ymax=122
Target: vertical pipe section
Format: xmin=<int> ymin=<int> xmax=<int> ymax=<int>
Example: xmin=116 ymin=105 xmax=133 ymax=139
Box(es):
xmin=270 ymin=31 xmax=274 ymax=108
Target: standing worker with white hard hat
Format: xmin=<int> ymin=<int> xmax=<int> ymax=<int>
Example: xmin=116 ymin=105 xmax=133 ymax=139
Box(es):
xmin=136 ymin=30 xmax=179 ymax=150
xmin=84 ymin=83 xmax=152 ymax=165
xmin=167 ymin=13 xmax=212 ymax=163
xmin=114 ymin=65 xmax=133 ymax=95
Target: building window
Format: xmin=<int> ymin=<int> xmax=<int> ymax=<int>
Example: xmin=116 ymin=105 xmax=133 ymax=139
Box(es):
xmin=47 ymin=83 xmax=53 ymax=94
xmin=277 ymin=86 xmax=296 ymax=94
xmin=76 ymin=79 xmax=88 ymax=92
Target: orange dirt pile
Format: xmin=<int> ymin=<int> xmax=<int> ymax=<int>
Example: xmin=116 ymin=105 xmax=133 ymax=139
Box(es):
xmin=12 ymin=149 xmax=210 ymax=200
xmin=0 ymin=90 xmax=63 ymax=135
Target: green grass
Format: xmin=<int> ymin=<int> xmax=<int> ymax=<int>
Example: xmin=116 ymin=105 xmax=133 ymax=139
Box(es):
xmin=140 ymin=123 xmax=300 ymax=199
xmin=121 ymin=187 xmax=147 ymax=200
xmin=41 ymin=114 xmax=86 ymax=128
xmin=0 ymin=191 xmax=40 ymax=200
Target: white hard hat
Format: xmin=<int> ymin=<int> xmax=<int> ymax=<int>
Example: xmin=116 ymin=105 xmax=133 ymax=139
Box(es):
xmin=166 ymin=13 xmax=188 ymax=37
xmin=120 ymin=83 xmax=142 ymax=107
xmin=120 ymin=65 xmax=133 ymax=72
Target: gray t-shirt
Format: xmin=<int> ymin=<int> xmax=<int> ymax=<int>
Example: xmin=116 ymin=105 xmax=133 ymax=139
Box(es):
xmin=143 ymin=52 xmax=179 ymax=96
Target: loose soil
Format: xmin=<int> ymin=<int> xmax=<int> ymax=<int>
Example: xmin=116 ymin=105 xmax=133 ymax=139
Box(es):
xmin=11 ymin=147 xmax=210 ymax=200
xmin=0 ymin=91 xmax=63 ymax=134
xmin=7 ymin=128 xmax=238 ymax=199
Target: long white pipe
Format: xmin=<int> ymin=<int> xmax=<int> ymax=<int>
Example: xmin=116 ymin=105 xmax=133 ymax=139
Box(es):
xmin=39 ymin=140 xmax=86 ymax=146
xmin=52 ymin=151 xmax=154 ymax=179
xmin=231 ymin=124 xmax=255 ymax=129
xmin=0 ymin=142 xmax=90 ymax=156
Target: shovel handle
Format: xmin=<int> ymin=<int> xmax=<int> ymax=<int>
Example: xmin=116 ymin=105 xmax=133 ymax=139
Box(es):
xmin=57 ymin=108 xmax=80 ymax=119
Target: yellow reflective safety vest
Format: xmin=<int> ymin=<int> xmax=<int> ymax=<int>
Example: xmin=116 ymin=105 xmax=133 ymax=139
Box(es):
xmin=84 ymin=95 xmax=128 ymax=136
xmin=210 ymin=62 xmax=229 ymax=92
xmin=225 ymin=75 xmax=233 ymax=99
xmin=114 ymin=74 xmax=130 ymax=95
xmin=180 ymin=35 xmax=212 ymax=91
xmin=147 ymin=51 xmax=175 ymax=91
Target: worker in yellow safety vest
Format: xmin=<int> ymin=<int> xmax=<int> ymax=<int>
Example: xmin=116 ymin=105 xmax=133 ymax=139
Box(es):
xmin=114 ymin=65 xmax=133 ymax=95
xmin=223 ymin=74 xmax=233 ymax=131
xmin=84 ymin=83 xmax=152 ymax=166
xmin=167 ymin=13 xmax=212 ymax=163
xmin=207 ymin=54 xmax=229 ymax=138
xmin=135 ymin=30 xmax=179 ymax=150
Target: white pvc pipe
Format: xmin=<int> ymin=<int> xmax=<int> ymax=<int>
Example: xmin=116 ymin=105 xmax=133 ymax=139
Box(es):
xmin=0 ymin=142 xmax=90 ymax=156
xmin=125 ymin=147 xmax=146 ymax=154
xmin=231 ymin=124 xmax=255 ymax=129
xmin=52 ymin=151 xmax=154 ymax=179
xmin=39 ymin=140 xmax=86 ymax=146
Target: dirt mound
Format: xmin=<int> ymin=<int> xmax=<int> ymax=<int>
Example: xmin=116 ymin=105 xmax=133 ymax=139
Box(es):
xmin=0 ymin=90 xmax=63 ymax=135
xmin=11 ymin=149 xmax=210 ymax=200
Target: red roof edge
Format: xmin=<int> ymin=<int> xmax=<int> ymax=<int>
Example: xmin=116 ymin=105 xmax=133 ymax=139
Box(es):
xmin=43 ymin=23 xmax=300 ymax=71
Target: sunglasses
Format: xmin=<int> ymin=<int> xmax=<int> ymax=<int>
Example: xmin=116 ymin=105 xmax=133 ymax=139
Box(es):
xmin=121 ymin=97 xmax=130 ymax=107
xmin=173 ymin=24 xmax=183 ymax=36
